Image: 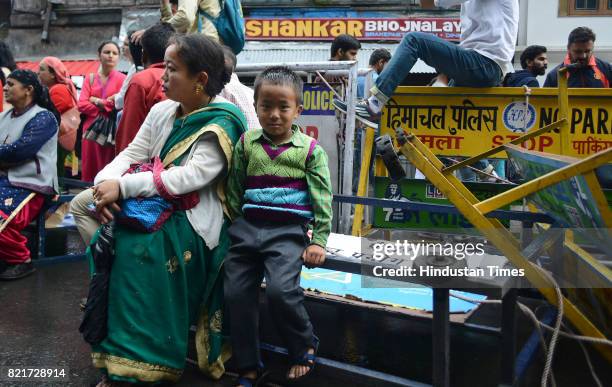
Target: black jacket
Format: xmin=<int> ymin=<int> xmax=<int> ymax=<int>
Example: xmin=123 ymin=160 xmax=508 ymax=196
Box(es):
xmin=503 ymin=69 xmax=540 ymax=87
xmin=544 ymin=57 xmax=611 ymax=88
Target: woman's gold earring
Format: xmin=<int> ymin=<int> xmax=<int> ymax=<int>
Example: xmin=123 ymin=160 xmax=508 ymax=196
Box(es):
xmin=195 ymin=84 xmax=203 ymax=95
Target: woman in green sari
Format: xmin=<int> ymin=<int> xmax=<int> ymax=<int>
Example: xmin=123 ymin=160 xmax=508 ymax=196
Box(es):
xmin=79 ymin=34 xmax=247 ymax=386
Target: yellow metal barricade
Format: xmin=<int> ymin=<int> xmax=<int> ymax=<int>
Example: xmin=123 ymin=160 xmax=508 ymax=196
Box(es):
xmin=373 ymin=68 xmax=612 ymax=361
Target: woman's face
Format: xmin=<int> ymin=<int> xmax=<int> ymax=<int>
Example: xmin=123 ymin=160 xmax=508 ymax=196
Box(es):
xmin=162 ymin=44 xmax=207 ymax=104
xmin=98 ymin=43 xmax=120 ymax=69
xmin=38 ymin=62 xmax=56 ymax=87
xmin=122 ymin=37 xmax=132 ymax=63
xmin=3 ymin=77 xmax=33 ymax=107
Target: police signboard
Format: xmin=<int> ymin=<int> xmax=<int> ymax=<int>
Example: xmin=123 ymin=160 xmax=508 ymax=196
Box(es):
xmin=245 ymin=17 xmax=461 ymax=41
xmin=380 ymin=87 xmax=612 ymax=158
xmin=295 ymin=84 xmax=340 ymax=192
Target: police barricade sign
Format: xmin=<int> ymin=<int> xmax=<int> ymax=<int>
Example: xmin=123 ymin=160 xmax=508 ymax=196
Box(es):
xmin=380 ymin=87 xmax=612 ymax=158
xmin=295 ymin=84 xmax=340 ymax=192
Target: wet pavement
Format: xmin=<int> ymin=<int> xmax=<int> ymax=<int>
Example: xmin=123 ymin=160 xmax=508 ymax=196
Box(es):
xmin=0 ymin=257 xmax=398 ymax=387
xmin=0 ymin=258 xmax=240 ymax=387
xmin=1 ymin=246 xmax=610 ymax=386
xmin=0 ymin=260 xmax=99 ymax=387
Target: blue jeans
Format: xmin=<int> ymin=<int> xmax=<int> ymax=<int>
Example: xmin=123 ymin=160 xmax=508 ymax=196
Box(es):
xmin=458 ymin=159 xmax=490 ymax=182
xmin=371 ymin=32 xmax=503 ymax=103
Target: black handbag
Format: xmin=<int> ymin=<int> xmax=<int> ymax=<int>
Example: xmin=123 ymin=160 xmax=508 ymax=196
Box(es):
xmin=79 ymin=223 xmax=115 ymax=345
xmin=84 ymin=109 xmax=118 ymax=146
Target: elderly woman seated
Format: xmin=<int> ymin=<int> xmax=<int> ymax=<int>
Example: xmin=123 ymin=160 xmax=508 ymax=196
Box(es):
xmin=0 ymin=70 xmax=59 ymax=280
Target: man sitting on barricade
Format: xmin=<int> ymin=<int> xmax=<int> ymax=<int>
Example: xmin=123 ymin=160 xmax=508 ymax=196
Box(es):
xmin=333 ymin=0 xmax=519 ymax=130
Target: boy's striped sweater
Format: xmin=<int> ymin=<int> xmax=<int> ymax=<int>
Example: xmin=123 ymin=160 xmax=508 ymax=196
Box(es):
xmin=226 ymin=126 xmax=333 ymax=247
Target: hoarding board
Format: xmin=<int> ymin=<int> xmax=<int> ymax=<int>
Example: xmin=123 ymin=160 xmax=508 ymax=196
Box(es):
xmin=245 ymin=17 xmax=460 ymax=41
xmin=380 ymin=87 xmax=612 ymax=158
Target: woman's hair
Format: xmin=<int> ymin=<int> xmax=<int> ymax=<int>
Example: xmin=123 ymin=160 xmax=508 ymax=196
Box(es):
xmin=97 ymin=40 xmax=120 ymax=55
xmin=0 ymin=41 xmax=17 ymax=84
xmin=8 ymin=69 xmax=60 ymax=123
xmin=0 ymin=41 xmax=17 ymax=70
xmin=253 ymin=66 xmax=303 ymax=105
xmin=169 ymin=34 xmax=231 ymax=97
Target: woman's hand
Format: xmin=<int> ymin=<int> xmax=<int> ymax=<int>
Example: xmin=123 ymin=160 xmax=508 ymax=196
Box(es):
xmin=89 ymin=96 xmax=105 ymax=110
xmin=92 ymin=180 xmax=122 ymax=224
xmin=106 ymin=95 xmax=116 ymax=103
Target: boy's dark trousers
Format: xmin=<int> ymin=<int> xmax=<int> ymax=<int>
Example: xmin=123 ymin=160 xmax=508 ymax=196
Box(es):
xmin=224 ymin=216 xmax=315 ymax=372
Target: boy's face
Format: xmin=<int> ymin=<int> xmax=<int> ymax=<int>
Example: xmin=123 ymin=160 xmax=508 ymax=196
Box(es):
xmin=255 ymin=82 xmax=303 ymax=144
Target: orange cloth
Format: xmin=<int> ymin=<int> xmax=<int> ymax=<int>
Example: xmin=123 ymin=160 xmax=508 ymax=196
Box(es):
xmin=49 ymin=83 xmax=75 ymax=114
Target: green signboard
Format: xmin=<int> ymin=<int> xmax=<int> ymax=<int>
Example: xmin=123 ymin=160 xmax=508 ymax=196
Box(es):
xmin=373 ymin=176 xmax=612 ymax=230
xmin=373 ymin=178 xmax=516 ymax=229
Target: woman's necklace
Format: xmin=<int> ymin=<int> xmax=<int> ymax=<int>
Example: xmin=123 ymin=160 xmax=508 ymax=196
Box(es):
xmin=178 ymin=96 xmax=213 ymax=128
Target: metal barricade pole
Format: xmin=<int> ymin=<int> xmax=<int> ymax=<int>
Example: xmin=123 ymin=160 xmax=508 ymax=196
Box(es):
xmin=340 ymin=61 xmax=359 ymax=234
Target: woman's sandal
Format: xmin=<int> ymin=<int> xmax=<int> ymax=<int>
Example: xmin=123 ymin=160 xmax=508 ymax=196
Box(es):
xmin=285 ymin=337 xmax=319 ymax=384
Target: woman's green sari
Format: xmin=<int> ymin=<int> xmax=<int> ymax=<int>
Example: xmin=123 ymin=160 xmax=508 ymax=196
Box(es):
xmin=89 ymin=102 xmax=246 ymax=384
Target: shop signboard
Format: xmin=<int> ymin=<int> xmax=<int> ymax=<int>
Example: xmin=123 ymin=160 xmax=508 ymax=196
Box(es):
xmin=245 ymin=17 xmax=461 ymax=41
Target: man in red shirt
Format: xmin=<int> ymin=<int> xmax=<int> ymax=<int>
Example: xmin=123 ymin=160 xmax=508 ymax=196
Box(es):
xmin=115 ymin=23 xmax=174 ymax=154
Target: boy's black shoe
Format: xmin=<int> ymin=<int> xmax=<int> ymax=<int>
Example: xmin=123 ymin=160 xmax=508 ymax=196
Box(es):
xmin=0 ymin=262 xmax=36 ymax=280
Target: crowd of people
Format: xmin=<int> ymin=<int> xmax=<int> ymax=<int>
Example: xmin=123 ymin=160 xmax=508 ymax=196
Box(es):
xmin=0 ymin=10 xmax=328 ymax=386
xmin=0 ymin=0 xmax=610 ymax=385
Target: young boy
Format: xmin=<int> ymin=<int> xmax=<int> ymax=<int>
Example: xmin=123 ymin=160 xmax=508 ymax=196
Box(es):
xmin=225 ymin=66 xmax=333 ymax=386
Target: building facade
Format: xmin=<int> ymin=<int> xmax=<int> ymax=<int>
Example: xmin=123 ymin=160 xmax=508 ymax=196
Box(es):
xmin=4 ymin=1 xmax=612 ymax=78
xmin=515 ymin=0 xmax=612 ymax=84
xmin=3 ymin=0 xmax=454 ymax=67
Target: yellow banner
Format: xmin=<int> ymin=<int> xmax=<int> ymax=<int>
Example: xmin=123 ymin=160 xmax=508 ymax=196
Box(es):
xmin=380 ymin=87 xmax=612 ymax=158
